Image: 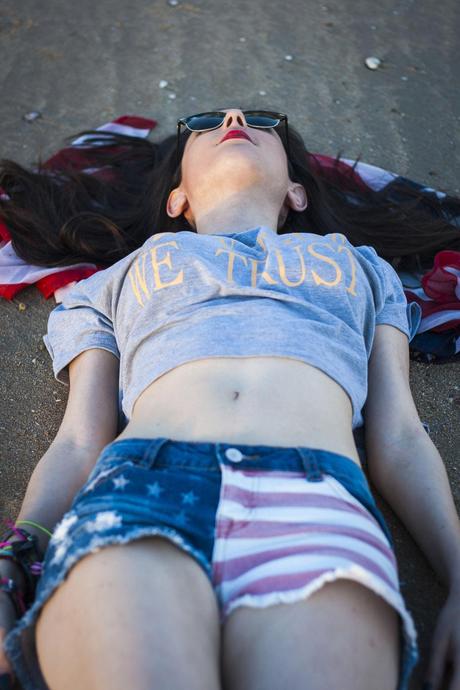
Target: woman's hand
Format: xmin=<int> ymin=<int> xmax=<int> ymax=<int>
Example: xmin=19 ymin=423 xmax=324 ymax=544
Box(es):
xmin=425 ymin=590 xmax=460 ymax=689
xmin=0 ymin=560 xmax=25 ymax=689
xmin=0 ymin=594 xmax=16 ymax=688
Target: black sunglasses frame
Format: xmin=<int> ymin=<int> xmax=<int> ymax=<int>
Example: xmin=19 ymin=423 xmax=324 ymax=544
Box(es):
xmin=175 ymin=110 xmax=290 ymax=166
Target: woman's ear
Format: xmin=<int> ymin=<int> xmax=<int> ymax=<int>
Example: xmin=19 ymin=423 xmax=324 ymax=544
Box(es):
xmin=278 ymin=183 xmax=308 ymax=228
xmin=285 ymin=183 xmax=308 ymax=212
xmin=166 ymin=188 xmax=189 ymax=218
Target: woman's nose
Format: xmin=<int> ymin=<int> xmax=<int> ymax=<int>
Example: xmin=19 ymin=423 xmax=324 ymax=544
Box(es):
xmin=222 ymin=110 xmax=247 ymax=129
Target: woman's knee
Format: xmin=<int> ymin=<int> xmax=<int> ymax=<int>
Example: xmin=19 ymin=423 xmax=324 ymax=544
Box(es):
xmin=36 ymin=536 xmax=221 ymax=690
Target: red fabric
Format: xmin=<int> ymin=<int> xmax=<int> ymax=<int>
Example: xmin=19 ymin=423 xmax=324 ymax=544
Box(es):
xmin=43 ymin=147 xmax=110 ymax=171
xmin=0 ymin=218 xmax=11 ymax=242
xmin=0 ymin=266 xmax=102 ymax=300
xmin=115 ymin=115 xmax=157 ymax=129
xmin=43 ymin=114 xmax=157 ymax=172
xmin=35 ymin=266 xmax=104 ymax=299
xmin=421 ymin=250 xmax=460 ymax=303
xmin=0 ymin=281 xmax=29 ymax=299
xmin=43 ymin=146 xmax=140 ymax=175
xmin=403 ymin=291 xmax=460 ymax=332
xmin=309 ymin=154 xmax=369 ymax=192
xmin=401 ymin=249 xmax=460 ymax=334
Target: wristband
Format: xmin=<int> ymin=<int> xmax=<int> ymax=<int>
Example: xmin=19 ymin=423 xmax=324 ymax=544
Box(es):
xmin=15 ymin=520 xmax=53 ymax=539
xmin=0 ymin=522 xmax=44 ymax=607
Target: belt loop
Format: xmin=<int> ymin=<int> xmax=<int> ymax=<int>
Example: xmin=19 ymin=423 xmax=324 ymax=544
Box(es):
xmin=296 ymin=447 xmax=324 ymax=482
xmin=141 ymin=437 xmax=170 ymax=469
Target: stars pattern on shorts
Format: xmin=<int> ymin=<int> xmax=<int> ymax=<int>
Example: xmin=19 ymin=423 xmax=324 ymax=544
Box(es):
xmin=147 ymin=481 xmax=163 ymax=498
xmin=112 ymin=474 xmax=130 ymax=491
xmin=176 ymin=510 xmax=188 ymax=526
xmin=181 ymin=490 xmax=198 ymax=506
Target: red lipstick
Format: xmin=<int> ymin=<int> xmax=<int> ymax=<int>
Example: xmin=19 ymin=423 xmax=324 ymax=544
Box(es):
xmin=220 ymin=129 xmax=253 ymax=143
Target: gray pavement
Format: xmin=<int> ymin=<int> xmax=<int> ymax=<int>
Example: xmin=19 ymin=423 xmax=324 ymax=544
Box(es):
xmin=1 ymin=1 xmax=460 ymax=688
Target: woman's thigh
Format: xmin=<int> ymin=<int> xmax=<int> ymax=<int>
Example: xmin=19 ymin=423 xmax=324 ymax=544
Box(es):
xmin=221 ymin=579 xmax=400 ymax=690
xmin=36 ymin=536 xmax=222 ymax=690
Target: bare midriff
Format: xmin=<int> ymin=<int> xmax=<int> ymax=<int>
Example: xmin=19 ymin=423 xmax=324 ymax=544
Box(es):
xmin=114 ymin=356 xmax=363 ymax=467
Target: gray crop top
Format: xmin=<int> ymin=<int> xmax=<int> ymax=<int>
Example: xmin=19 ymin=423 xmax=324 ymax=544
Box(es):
xmin=43 ymin=226 xmax=420 ymax=431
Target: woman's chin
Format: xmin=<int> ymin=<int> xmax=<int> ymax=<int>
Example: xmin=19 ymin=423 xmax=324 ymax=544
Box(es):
xmin=209 ymin=156 xmax=268 ymax=185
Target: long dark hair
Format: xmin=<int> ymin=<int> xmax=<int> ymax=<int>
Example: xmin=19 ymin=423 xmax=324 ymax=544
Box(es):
xmin=1 ymin=121 xmax=459 ymax=272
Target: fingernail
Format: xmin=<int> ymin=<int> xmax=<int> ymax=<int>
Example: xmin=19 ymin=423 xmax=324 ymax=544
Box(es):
xmin=0 ymin=674 xmax=12 ymax=690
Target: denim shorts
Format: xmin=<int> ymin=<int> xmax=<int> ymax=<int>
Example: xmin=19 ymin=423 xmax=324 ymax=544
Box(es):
xmin=5 ymin=437 xmax=418 ymax=690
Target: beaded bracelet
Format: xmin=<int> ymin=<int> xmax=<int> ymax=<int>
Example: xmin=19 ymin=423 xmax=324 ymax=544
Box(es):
xmin=0 ymin=522 xmax=45 ymax=607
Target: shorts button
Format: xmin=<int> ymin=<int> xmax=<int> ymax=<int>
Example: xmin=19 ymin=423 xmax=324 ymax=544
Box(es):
xmin=225 ymin=448 xmax=244 ymax=462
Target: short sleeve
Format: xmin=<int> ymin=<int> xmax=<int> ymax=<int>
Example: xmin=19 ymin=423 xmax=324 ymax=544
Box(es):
xmin=374 ymin=256 xmax=412 ymax=339
xmin=43 ymin=271 xmax=120 ymax=386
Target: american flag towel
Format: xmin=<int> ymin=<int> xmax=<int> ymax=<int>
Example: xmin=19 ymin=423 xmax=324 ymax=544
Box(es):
xmin=0 ymin=115 xmax=458 ymax=361
xmin=0 ymin=115 xmax=156 ymax=302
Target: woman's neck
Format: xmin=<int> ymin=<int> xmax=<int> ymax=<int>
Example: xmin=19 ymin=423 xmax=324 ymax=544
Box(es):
xmin=193 ymin=194 xmax=281 ymax=237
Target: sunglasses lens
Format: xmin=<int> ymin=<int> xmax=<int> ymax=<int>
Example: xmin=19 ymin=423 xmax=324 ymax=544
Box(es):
xmin=245 ymin=112 xmax=280 ymax=127
xmin=185 ymin=113 xmax=225 ymax=131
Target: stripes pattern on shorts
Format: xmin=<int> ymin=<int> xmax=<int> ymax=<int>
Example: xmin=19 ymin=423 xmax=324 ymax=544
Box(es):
xmin=212 ymin=462 xmax=417 ymax=649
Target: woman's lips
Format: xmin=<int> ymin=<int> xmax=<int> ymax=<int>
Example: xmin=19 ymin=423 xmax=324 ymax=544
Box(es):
xmin=220 ymin=130 xmax=253 ymax=143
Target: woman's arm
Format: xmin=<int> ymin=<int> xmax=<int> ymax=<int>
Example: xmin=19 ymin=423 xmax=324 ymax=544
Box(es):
xmin=364 ymin=324 xmax=460 ymax=689
xmin=11 ymin=347 xmax=121 ymax=553
xmin=364 ymin=324 xmax=460 ymax=589
xmin=0 ymin=348 xmax=120 ymax=680
xmin=367 ymin=423 xmax=460 ymax=590
xmin=13 ymin=436 xmax=113 ymax=555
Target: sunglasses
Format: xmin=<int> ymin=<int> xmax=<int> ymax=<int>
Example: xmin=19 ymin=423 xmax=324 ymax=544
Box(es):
xmin=176 ymin=110 xmax=290 ymax=165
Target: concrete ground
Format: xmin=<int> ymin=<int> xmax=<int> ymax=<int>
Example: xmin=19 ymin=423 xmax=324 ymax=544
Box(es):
xmin=1 ymin=0 xmax=459 ymax=688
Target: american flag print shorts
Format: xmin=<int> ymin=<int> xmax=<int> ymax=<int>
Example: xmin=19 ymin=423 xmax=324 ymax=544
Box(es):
xmin=5 ymin=437 xmax=419 ymax=690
